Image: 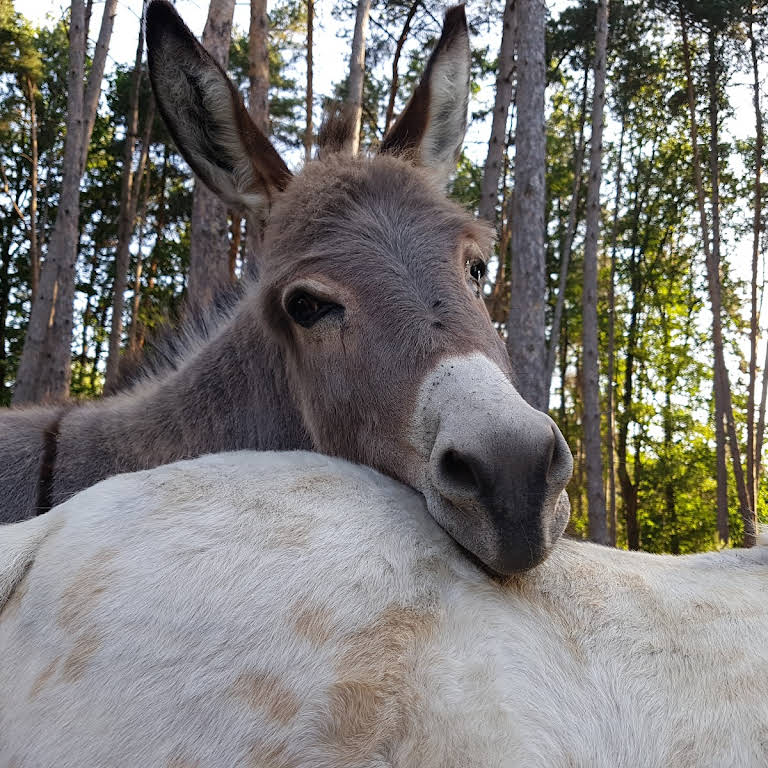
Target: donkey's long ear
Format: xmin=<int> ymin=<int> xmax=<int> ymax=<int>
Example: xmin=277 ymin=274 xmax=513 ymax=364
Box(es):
xmin=380 ymin=5 xmax=470 ymax=185
xmin=145 ymin=0 xmax=291 ymax=213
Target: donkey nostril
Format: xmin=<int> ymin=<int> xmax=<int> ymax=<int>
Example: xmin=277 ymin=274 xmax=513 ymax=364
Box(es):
xmin=439 ymin=449 xmax=482 ymax=494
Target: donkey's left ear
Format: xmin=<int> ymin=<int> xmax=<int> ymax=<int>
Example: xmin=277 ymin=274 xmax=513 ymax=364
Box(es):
xmin=380 ymin=5 xmax=470 ymax=185
xmin=145 ymin=0 xmax=291 ymax=214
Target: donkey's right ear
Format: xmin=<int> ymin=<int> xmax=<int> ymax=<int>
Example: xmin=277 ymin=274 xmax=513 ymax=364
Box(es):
xmin=145 ymin=0 xmax=291 ymax=213
xmin=379 ymin=5 xmax=471 ymax=186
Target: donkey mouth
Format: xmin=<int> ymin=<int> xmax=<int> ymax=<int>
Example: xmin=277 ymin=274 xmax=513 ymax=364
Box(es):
xmin=421 ymin=488 xmax=571 ymax=576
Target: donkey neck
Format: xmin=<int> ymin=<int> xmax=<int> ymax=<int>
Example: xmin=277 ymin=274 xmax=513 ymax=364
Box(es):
xmin=158 ymin=299 xmax=310 ymax=452
xmin=52 ymin=299 xmax=310 ymax=505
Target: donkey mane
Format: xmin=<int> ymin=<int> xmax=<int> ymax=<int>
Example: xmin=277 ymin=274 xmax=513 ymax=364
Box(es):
xmin=110 ymin=281 xmax=248 ymax=393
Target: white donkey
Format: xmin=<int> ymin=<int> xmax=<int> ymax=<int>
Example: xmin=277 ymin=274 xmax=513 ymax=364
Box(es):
xmin=2 ymin=451 xmax=768 ymax=767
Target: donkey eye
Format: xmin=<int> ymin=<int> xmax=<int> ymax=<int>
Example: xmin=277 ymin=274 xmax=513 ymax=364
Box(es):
xmin=469 ymin=260 xmax=486 ymax=281
xmin=285 ymin=290 xmax=343 ymax=328
xmin=466 ymin=258 xmax=487 ymax=295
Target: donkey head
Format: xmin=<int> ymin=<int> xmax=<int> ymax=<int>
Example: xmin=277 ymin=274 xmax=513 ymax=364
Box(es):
xmin=146 ymin=0 xmax=573 ymax=575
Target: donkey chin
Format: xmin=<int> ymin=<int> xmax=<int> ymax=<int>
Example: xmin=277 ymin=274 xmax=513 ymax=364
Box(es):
xmin=408 ymin=353 xmax=574 ymax=576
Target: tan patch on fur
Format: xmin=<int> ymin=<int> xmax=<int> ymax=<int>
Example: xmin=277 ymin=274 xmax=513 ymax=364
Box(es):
xmin=291 ymin=599 xmax=334 ymax=646
xmin=58 ymin=548 xmax=117 ymax=630
xmin=247 ymin=741 xmax=297 ymax=768
xmin=285 ymin=474 xmax=342 ymax=495
xmin=28 ymin=656 xmax=61 ymax=699
xmin=60 ymin=630 xmax=103 ymax=682
xmin=233 ymin=671 xmax=301 ymax=725
xmin=262 ymin=521 xmax=310 ymax=550
xmin=321 ymin=603 xmax=437 ymax=760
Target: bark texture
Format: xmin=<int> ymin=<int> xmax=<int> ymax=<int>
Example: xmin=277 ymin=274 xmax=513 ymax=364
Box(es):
xmin=79 ymin=0 xmax=118 ymax=174
xmin=244 ymin=0 xmax=270 ymax=270
xmin=605 ymin=120 xmax=625 ymax=547
xmin=25 ymin=75 xmax=39 ymax=302
xmin=344 ymin=0 xmax=372 ymax=155
xmin=304 ymin=0 xmax=314 ymax=162
xmin=187 ymin=0 xmax=237 ymax=311
xmin=478 ymin=0 xmax=516 ymax=223
xmin=507 ymin=0 xmax=547 ymax=411
xmin=248 ymin=0 xmax=269 ymax=133
xmin=757 ymin=337 xmax=768 ymax=488
xmin=582 ymin=0 xmax=609 ymax=545
xmin=747 ymin=6 xmax=763 ymax=510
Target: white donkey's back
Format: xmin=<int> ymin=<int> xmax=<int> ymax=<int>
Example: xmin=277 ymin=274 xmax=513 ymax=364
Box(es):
xmin=1 ymin=450 xmax=768 ymax=767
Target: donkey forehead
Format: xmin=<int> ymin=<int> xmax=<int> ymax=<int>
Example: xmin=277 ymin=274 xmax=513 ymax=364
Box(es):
xmin=263 ymin=155 xmax=495 ymax=268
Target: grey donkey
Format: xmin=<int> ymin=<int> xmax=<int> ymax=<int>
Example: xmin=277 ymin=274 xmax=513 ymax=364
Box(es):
xmin=0 ymin=0 xmax=572 ymax=574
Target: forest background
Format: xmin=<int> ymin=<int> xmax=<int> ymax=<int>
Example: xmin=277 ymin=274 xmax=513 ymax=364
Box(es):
xmin=1 ymin=0 xmax=767 ymax=553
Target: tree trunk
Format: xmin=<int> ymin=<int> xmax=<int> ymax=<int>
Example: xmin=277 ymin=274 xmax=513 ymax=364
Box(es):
xmin=559 ymin=310 xmax=568 ymax=441
xmin=304 ymin=0 xmax=314 ymax=162
xmin=705 ymin=27 xmax=755 ymax=545
xmin=0 ymin=233 xmax=10 ymax=399
xmin=384 ymin=0 xmax=421 ymax=135
xmin=105 ymin=7 xmax=151 ymax=391
xmin=680 ymin=3 xmax=730 ymax=543
xmin=486 ymin=125 xmax=514 ymax=323
xmin=507 ymin=0 xmax=547 ymax=411
xmin=243 ymin=0 xmax=270 ymax=271
xmin=617 ymin=168 xmax=643 ymax=550
xmin=477 ymin=0 xmax=516 ymax=223
xmin=188 ymin=0 xmax=237 ymax=311
xmin=664 ymin=385 xmax=679 ymax=554
xmin=344 ymin=0 xmax=372 ymax=155
xmin=92 ymin=298 xmax=110 ymax=387
xmin=747 ymin=4 xmax=763 ymax=512
xmin=77 ymin=247 xmax=100 ymax=389
xmin=582 ymin=0 xmax=609 ymax=545
xmin=130 ymin=145 xmax=163 ymax=354
xmin=12 ymin=0 xmax=88 ymax=405
xmin=545 ymin=62 xmax=589 ymax=390
xmin=25 ymin=75 xmax=40 ymax=303
xmin=248 ymin=0 xmax=269 ymax=133
xmin=605 ymin=119 xmax=625 ymax=547
xmin=79 ymin=0 xmax=118 ymax=174
xmin=715 ymin=388 xmax=729 ymax=542
xmin=757 ymin=337 xmax=768 ymax=490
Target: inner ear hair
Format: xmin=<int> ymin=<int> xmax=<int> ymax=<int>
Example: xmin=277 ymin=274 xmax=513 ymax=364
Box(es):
xmin=379 ymin=5 xmax=470 ymax=182
xmin=146 ymin=0 xmax=291 ymax=212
